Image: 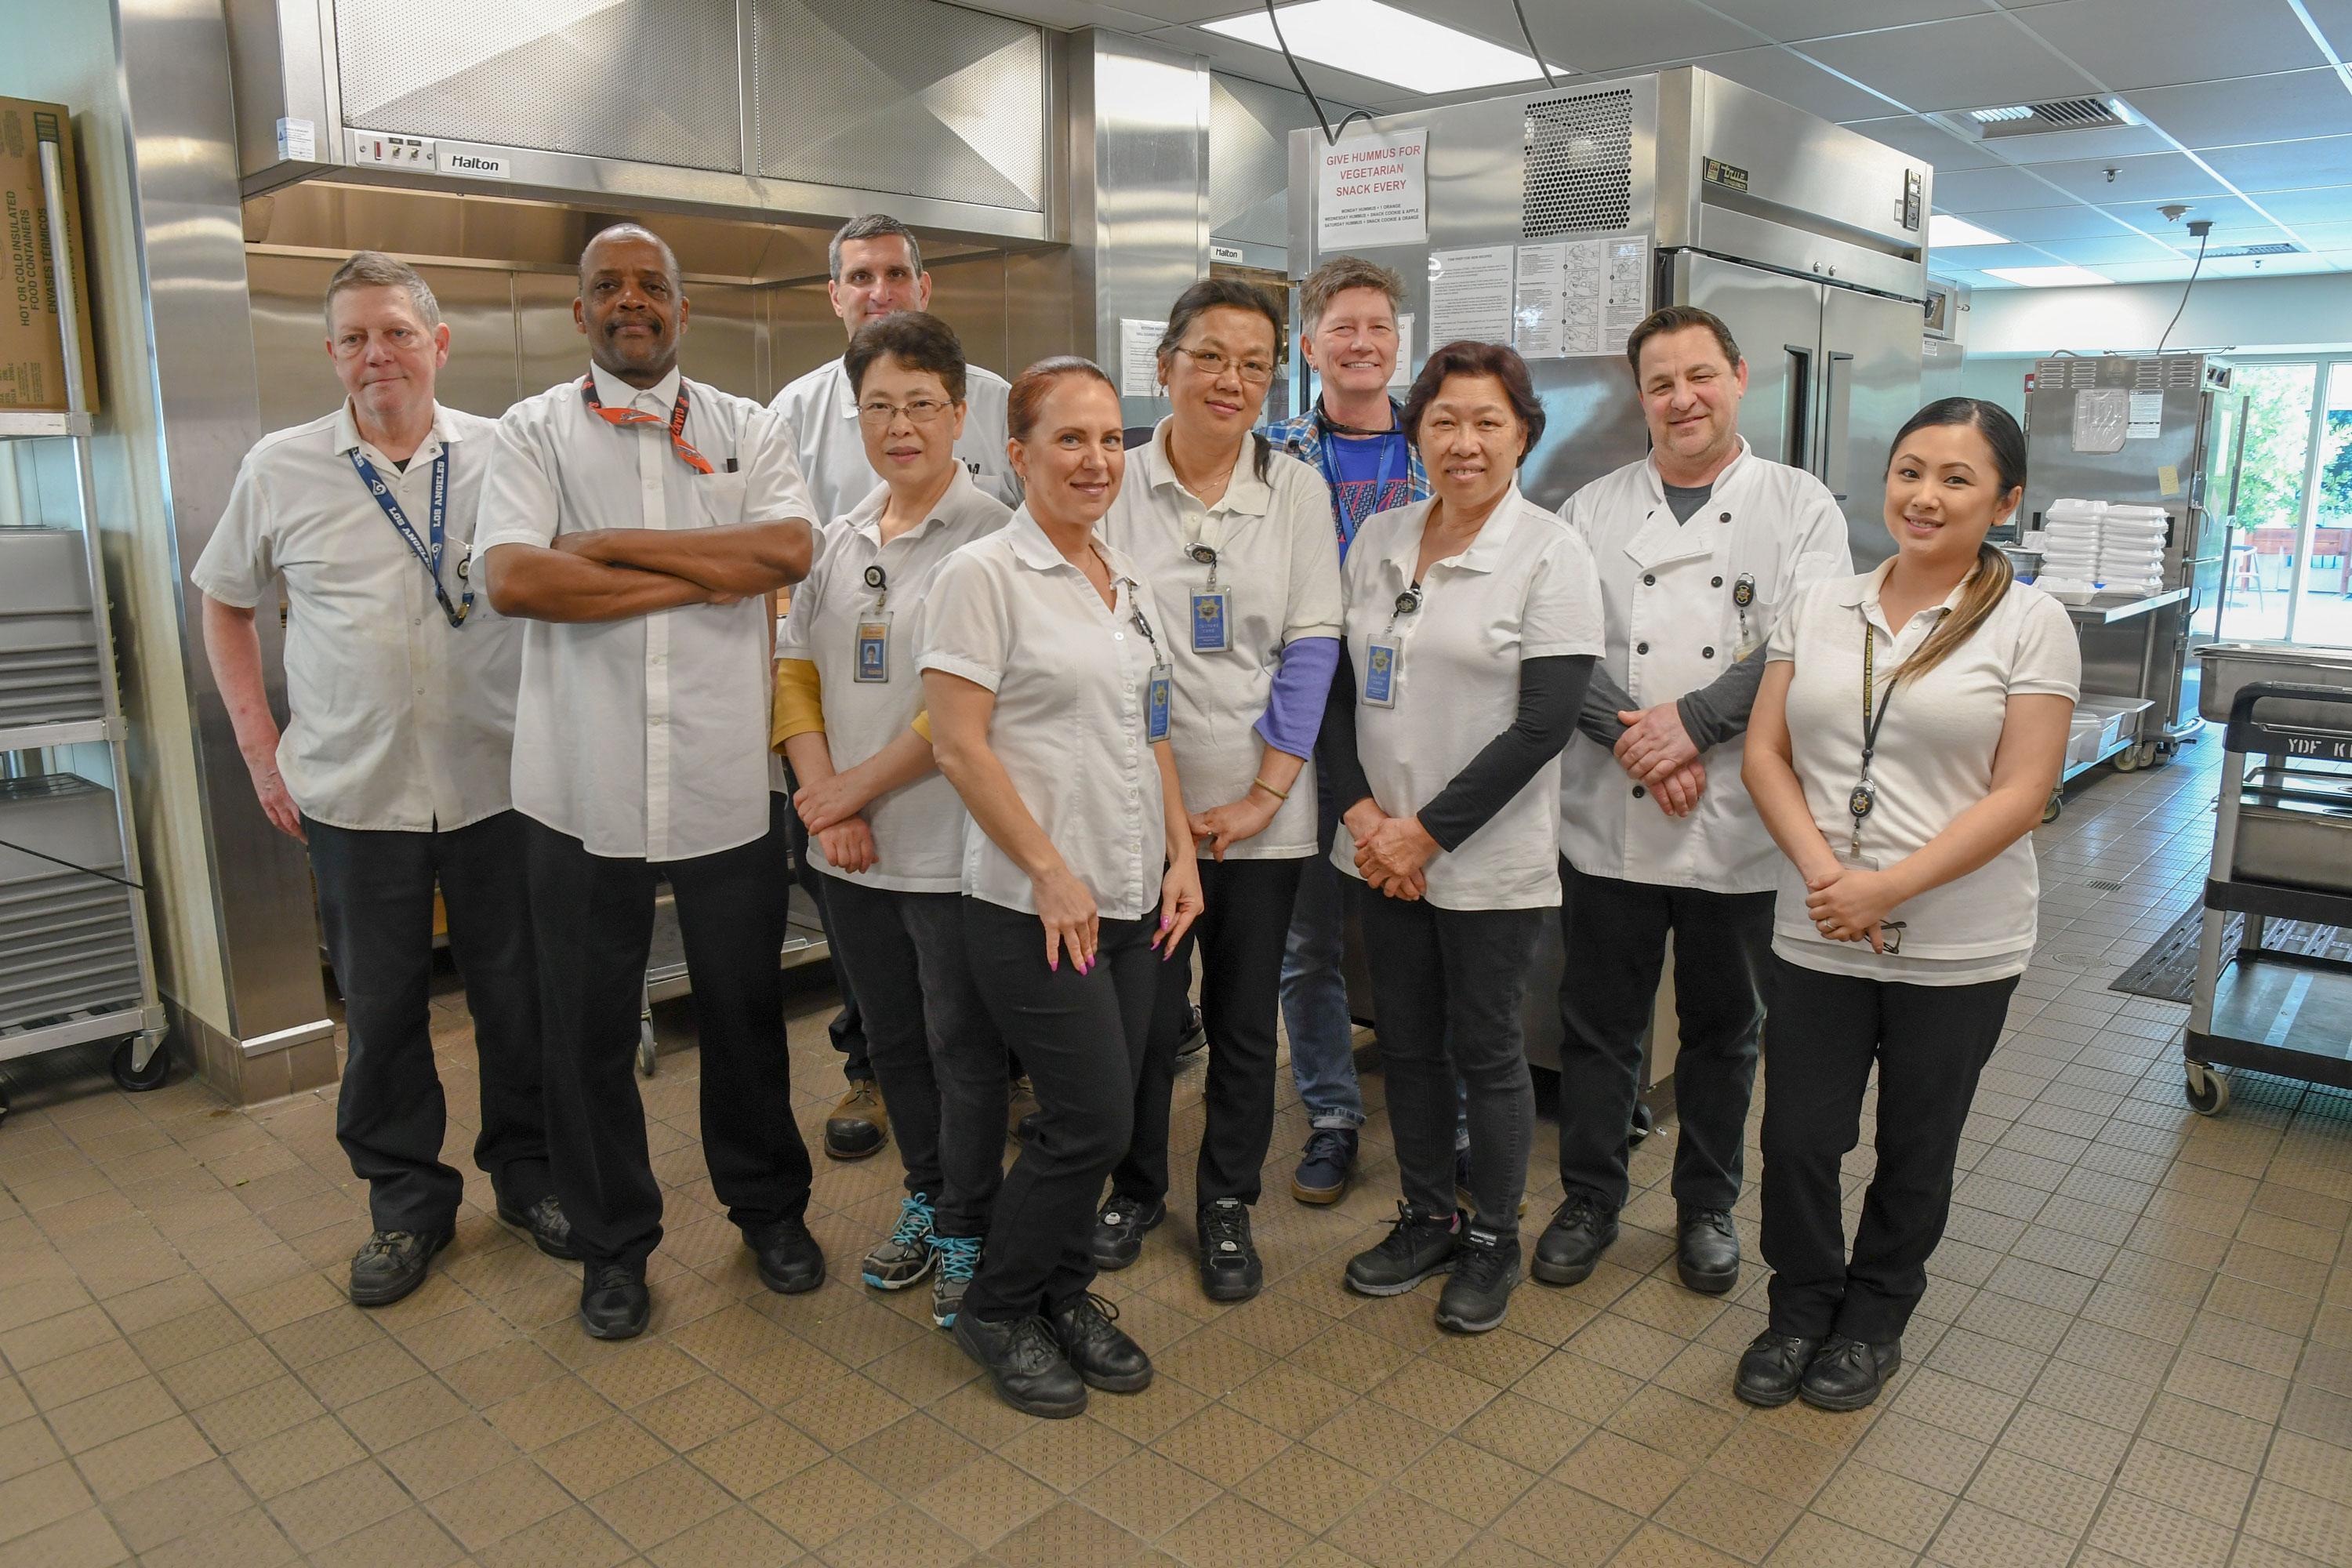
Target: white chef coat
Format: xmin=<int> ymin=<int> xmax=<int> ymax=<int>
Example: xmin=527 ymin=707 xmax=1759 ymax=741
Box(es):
xmin=475 ymin=362 xmax=815 ymax=862
xmin=1335 ymin=483 xmax=1606 ymax=911
xmin=770 ymin=356 xmax=1019 ymax=524
xmin=778 ymin=468 xmax=1010 ymax=892
xmin=192 ymin=401 xmax=521 ymax=834
xmin=1769 ymin=559 xmax=2080 ymax=984
xmin=1099 ymin=420 xmax=1343 ymax=860
xmin=918 ymin=510 xmax=1169 ymax=921
xmin=1557 ymin=441 xmax=1851 ymax=895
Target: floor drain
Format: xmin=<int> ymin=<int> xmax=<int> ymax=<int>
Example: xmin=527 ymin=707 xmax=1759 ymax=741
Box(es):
xmin=2084 ymin=879 xmax=2124 ymax=891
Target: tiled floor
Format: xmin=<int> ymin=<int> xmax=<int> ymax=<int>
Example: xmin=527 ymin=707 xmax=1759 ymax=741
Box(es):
xmin=3 ymin=741 xmax=2350 ymax=1567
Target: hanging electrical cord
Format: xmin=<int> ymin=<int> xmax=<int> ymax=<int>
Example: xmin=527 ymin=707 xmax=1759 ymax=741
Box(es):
xmin=1508 ymin=0 xmax=1558 ymax=87
xmin=2156 ymin=220 xmax=2213 ymax=354
xmin=0 ymin=834 xmax=143 ymax=891
xmin=1263 ymin=0 xmax=1376 ymax=144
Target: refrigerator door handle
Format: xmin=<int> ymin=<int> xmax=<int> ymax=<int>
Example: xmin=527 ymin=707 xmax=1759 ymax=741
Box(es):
xmin=1820 ymin=350 xmax=1856 ymax=501
xmin=1784 ymin=344 xmax=1813 ymax=477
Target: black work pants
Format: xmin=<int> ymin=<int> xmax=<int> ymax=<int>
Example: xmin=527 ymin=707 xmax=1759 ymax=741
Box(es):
xmin=781 ymin=779 xmax=870 ymax=1081
xmin=818 ymin=877 xmax=1005 ymax=1236
xmin=960 ymin=898 xmax=1156 ymax=1321
xmin=1759 ymin=955 xmax=2017 ymax=1343
xmin=307 ymin=811 xmax=549 ymax=1235
xmin=1113 ymin=856 xmax=1302 ymax=1212
xmin=1555 ymin=859 xmax=1773 ymax=1214
xmin=525 ymin=799 xmax=811 ymax=1271
xmin=1358 ymin=890 xmax=1541 ymax=1230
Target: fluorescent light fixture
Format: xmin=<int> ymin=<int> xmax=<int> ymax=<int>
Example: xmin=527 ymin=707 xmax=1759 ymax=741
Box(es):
xmin=1201 ymin=1 xmax=1560 ymax=95
xmin=1984 ymin=264 xmax=2112 ymax=287
xmin=1928 ymin=214 xmax=2009 ymax=249
xmin=1971 ymin=105 xmax=2032 ymax=122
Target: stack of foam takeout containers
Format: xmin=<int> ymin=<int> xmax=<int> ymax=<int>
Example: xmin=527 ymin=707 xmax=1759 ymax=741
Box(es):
xmin=2031 ymin=499 xmax=2169 ymax=601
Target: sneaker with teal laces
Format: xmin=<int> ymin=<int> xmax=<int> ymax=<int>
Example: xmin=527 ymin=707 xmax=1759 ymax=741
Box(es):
xmin=931 ymin=1233 xmax=982 ymax=1328
xmin=862 ymin=1192 xmax=937 ymax=1290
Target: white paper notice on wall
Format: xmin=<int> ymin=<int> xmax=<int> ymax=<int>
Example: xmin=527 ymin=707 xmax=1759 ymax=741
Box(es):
xmin=2127 ymin=389 xmax=2164 ymax=441
xmin=1428 ymin=246 xmax=1515 ymax=347
xmin=1511 ymin=234 xmax=1650 ymax=358
xmin=1120 ymin=319 xmax=1168 ymax=398
xmin=1388 ymin=314 xmax=1415 ymax=390
xmin=275 ymin=118 xmax=316 ymax=162
xmin=1316 ymin=127 xmax=1428 ymax=250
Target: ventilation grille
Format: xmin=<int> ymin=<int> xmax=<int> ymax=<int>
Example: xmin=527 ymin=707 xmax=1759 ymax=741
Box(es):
xmin=1973 ymin=97 xmax=2128 ymax=139
xmin=2205 ymin=241 xmax=2296 ymax=258
xmin=2032 ymin=354 xmax=2202 ymax=390
xmin=1522 ymin=89 xmax=1634 ymax=239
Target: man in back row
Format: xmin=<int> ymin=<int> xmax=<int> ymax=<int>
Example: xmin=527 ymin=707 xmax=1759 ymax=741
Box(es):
xmin=768 ymin=214 xmax=1021 ymax=1160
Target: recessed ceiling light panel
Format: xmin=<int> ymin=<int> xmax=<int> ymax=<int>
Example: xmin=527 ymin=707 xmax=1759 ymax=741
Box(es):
xmin=1984 ymin=264 xmax=2112 ymax=287
xmin=1201 ymin=1 xmax=1563 ymax=96
xmin=1928 ymin=215 xmax=2010 ymax=249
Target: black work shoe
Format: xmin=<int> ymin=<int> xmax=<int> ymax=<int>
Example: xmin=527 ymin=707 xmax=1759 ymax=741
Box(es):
xmin=1196 ymin=1199 xmax=1262 ymax=1303
xmin=1006 ymin=1076 xmax=1040 ymax=1145
xmin=1091 ymin=1196 xmax=1163 ymax=1271
xmin=1676 ymin=1208 xmax=1741 ymax=1295
xmin=496 ymin=1194 xmax=579 ymax=1261
xmin=746 ymin=1218 xmax=826 ymax=1294
xmin=1047 ymin=1292 xmax=1153 ymax=1392
xmin=1734 ymin=1331 xmax=1820 ymax=1408
xmin=1176 ymin=1003 xmax=1207 ymax=1058
xmin=1800 ymin=1336 xmax=1901 ymax=1412
xmin=825 ymin=1080 xmax=888 ymax=1160
xmin=1290 ymin=1127 xmax=1358 ymax=1206
xmin=579 ymin=1262 xmax=651 ymax=1340
xmin=953 ymin=1311 xmax=1087 ymax=1417
xmin=1344 ymin=1202 xmax=1459 ymax=1296
xmin=1531 ymin=1193 xmax=1619 ymax=1287
xmin=348 ymin=1229 xmax=452 ymax=1308
xmin=1436 ymin=1221 xmax=1521 ymax=1333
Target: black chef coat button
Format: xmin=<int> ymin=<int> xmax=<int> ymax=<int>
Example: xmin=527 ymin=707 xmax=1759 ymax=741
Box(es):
xmin=1719 ymin=511 xmax=1731 ymax=523
xmin=1632 ymin=785 xmax=1646 ymax=798
xmin=1711 ymin=575 xmax=1723 ymax=587
xmin=1703 ymin=646 xmax=1715 ymax=659
xmin=1636 ymin=641 xmax=1649 ymax=654
xmin=1642 ymin=573 xmax=1655 ymax=586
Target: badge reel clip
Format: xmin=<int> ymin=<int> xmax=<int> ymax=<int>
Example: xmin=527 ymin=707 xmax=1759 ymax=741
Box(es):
xmin=1186 ymin=542 xmax=1229 ymax=652
xmin=1731 ymin=572 xmax=1759 ymax=660
xmin=1364 ymin=585 xmax=1421 ymax=709
xmin=855 ymin=562 xmax=891 ymax=683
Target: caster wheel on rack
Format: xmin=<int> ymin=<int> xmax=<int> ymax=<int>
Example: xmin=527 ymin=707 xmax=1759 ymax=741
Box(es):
xmin=2136 ymin=740 xmax=2165 ymax=770
xmin=2041 ymin=790 xmax=2063 ymax=825
xmin=636 ymin=1022 xmax=658 ymax=1080
xmin=2185 ymin=1062 xmax=2230 ymax=1117
xmin=2111 ymin=746 xmax=2141 ymax=774
xmin=111 ymin=1036 xmax=169 ymax=1093
xmin=1628 ymin=1102 xmax=1656 ymax=1146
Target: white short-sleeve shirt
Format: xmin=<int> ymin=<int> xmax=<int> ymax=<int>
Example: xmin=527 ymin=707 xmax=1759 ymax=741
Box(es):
xmin=918 ymin=510 xmax=1168 ymax=921
xmin=474 ymin=362 xmax=815 ymax=862
xmin=771 ymin=356 xmax=1020 ymax=524
xmin=777 ymin=468 xmax=1010 ymax=892
xmin=1335 ymin=483 xmax=1606 ymax=911
xmin=1768 ymin=560 xmax=2081 ymax=983
xmin=1099 ymin=419 xmax=1343 ymax=860
xmin=191 ymin=401 xmax=521 ymax=834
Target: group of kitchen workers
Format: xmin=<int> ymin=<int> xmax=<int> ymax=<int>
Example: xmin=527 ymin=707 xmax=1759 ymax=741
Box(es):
xmin=194 ymin=212 xmax=2076 ymax=1421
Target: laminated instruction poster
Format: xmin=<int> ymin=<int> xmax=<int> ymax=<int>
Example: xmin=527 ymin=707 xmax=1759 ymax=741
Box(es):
xmin=1427 ymin=245 xmax=1515 ymax=347
xmin=1511 ymin=234 xmax=1651 ymax=358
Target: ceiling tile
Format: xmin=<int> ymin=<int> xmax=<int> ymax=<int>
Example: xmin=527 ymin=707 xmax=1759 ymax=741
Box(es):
xmin=1161 ymin=27 xmax=1410 ymax=109
xmin=2030 ymin=150 xmax=2228 ymax=205
xmin=2200 ymin=135 xmax=2352 ymax=193
xmin=2297 ymin=0 xmax=2352 ymax=56
xmin=2196 ymin=251 xmax=2346 ymax=278
xmin=1110 ymin=0 xmax=1263 ymax=20
xmin=1841 ymin=114 xmax=2002 ymax=171
xmin=1958 ymin=204 xmax=2146 ymax=240
xmin=1797 ymin=14 xmax=2102 ymax=112
xmin=1695 ymin=0 xmax=1998 ymax=44
xmin=1929 ymin=242 xmax=2050 ymax=269
xmin=2034 ymin=232 xmax=2193 ymax=263
xmin=1505 ymin=0 xmax=1758 ymax=71
xmin=2009 ymin=0 xmax=2325 ymax=91
xmin=2088 ymin=259 xmax=2198 ymax=281
xmin=1955 ymin=122 xmax=2176 ymax=166
xmin=980 ymin=0 xmax=1169 ymax=27
xmin=2241 ymin=185 xmax=2352 ymax=224
xmin=1928 ymin=163 xmax=2080 ymax=212
xmin=2125 ymin=70 xmax=2352 ymax=149
xmin=1681 ymin=46 xmax=1899 ymax=123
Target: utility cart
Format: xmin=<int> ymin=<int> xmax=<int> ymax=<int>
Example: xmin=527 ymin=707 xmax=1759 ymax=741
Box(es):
xmin=2182 ymin=646 xmax=2352 ymax=1116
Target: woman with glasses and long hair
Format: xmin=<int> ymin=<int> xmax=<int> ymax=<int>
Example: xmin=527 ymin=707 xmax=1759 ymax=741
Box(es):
xmin=1737 ymin=397 xmax=2077 ymax=1413
xmin=773 ymin=312 xmax=1010 ymax=1332
xmin=920 ymin=357 xmax=1204 ymax=1417
xmin=1093 ymin=279 xmax=1343 ymax=1303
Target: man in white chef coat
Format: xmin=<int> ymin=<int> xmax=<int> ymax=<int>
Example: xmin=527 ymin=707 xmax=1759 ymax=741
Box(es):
xmin=1541 ymin=305 xmax=1852 ymax=1299
xmin=768 ymin=213 xmax=1021 ymax=1160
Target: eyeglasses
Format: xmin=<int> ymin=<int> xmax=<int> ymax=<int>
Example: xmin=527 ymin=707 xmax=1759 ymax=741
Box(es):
xmin=857 ymin=397 xmax=954 ymax=426
xmin=1174 ymin=346 xmax=1276 ymax=385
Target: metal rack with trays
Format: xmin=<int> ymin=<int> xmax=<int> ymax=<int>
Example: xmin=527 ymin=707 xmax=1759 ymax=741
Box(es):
xmin=0 ymin=129 xmax=168 ymax=1124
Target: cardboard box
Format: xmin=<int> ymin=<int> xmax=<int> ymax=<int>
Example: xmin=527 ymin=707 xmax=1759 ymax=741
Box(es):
xmin=0 ymin=98 xmax=98 ymax=413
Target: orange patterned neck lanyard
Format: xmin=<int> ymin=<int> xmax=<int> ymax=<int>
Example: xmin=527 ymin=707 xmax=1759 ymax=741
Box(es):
xmin=579 ymin=374 xmax=713 ymax=475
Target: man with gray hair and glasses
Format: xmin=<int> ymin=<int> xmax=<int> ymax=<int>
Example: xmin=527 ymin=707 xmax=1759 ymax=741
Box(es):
xmin=194 ymin=251 xmax=568 ymax=1311
xmin=770 ymin=213 xmax=1019 ymax=1160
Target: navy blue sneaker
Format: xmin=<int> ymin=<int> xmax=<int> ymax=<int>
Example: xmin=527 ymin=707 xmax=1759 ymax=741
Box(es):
xmin=1290 ymin=1127 xmax=1359 ymax=1206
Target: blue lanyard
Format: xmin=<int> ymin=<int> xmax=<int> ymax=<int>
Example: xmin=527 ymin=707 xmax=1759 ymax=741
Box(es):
xmin=348 ymin=446 xmax=471 ymax=628
xmin=1315 ymin=426 xmax=1404 ymax=551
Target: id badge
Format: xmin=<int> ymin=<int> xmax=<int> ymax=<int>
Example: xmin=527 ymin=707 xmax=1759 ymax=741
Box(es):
xmin=1191 ymin=590 xmax=1229 ymax=652
xmin=1363 ymin=640 xmax=1399 ymax=708
xmin=1145 ymin=662 xmax=1173 ymax=742
xmin=854 ymin=614 xmax=891 ymax=683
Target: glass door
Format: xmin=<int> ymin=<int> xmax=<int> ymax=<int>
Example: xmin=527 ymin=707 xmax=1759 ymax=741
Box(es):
xmin=2220 ymin=361 xmax=2318 ymax=643
xmin=2287 ymin=361 xmax=2352 ymax=647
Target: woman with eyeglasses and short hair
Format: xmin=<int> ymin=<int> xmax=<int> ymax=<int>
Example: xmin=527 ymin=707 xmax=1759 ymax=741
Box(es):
xmin=1738 ymin=397 xmax=2077 ymax=1414
xmin=1093 ymin=279 xmax=1344 ymax=1304
xmin=772 ymin=312 xmax=1011 ymax=1332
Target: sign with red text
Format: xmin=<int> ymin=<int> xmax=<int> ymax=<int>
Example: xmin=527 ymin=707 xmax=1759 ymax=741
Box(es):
xmin=1316 ymin=127 xmax=1428 ymax=250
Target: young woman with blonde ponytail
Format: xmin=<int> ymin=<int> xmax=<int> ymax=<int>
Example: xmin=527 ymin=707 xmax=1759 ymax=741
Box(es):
xmin=1735 ymin=397 xmax=2078 ymax=1413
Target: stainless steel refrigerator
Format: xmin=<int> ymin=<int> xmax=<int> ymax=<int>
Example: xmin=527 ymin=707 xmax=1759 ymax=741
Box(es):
xmin=1289 ymin=69 xmax=1933 ymax=1076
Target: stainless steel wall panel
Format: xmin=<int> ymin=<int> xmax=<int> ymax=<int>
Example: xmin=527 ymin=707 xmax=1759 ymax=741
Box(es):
xmin=333 ymin=0 xmax=743 ymax=172
xmin=679 ymin=282 xmax=764 ymax=405
xmin=1208 ymin=74 xmax=1320 ymax=252
xmin=1004 ymin=247 xmax=1076 ymax=380
xmin=924 ymin=255 xmax=1014 ymax=380
xmin=752 ymin=0 xmax=1045 ymax=213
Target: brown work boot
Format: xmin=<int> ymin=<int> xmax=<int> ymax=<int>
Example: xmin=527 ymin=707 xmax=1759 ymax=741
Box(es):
xmin=825 ymin=1080 xmax=888 ymax=1160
